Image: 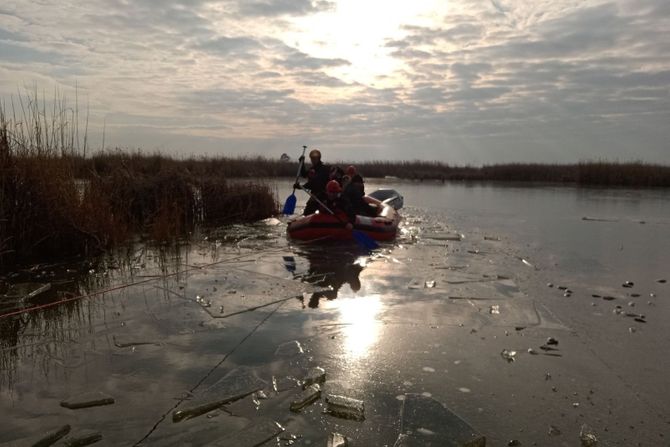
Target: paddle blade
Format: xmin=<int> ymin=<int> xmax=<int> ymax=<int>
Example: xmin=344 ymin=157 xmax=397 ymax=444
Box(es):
xmin=353 ymin=230 xmax=379 ymax=250
xmin=282 ymin=193 xmax=297 ymax=215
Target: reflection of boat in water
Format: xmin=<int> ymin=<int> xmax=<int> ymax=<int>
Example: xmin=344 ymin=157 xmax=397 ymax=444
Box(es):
xmin=287 ymin=189 xmax=403 ymax=242
xmin=285 ymin=248 xmax=365 ymax=308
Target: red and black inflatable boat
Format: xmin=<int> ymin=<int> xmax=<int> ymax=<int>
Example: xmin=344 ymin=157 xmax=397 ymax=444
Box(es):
xmin=287 ymin=198 xmax=401 ymax=242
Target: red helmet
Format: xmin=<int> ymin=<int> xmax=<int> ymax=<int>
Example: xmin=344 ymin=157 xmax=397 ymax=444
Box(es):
xmin=346 ymin=165 xmax=356 ymax=176
xmin=326 ymin=180 xmax=342 ymax=193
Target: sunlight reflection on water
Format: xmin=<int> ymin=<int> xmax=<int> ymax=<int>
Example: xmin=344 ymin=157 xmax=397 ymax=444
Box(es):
xmin=332 ymin=295 xmax=382 ymax=359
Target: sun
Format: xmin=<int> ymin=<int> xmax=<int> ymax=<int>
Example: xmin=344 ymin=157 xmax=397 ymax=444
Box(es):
xmin=283 ymin=0 xmax=451 ymax=87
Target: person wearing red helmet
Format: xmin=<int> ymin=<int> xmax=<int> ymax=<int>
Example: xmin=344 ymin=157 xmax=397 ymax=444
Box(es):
xmin=321 ymin=180 xmax=355 ymax=230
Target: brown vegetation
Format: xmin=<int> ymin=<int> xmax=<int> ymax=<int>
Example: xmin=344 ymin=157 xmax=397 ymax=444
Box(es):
xmin=0 ymin=94 xmax=278 ymax=271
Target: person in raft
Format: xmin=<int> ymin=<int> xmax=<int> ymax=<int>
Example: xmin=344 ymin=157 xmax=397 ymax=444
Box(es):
xmin=321 ymin=180 xmax=356 ymax=230
xmin=342 ymin=168 xmax=377 ymax=217
xmin=294 ymin=149 xmax=331 ymax=215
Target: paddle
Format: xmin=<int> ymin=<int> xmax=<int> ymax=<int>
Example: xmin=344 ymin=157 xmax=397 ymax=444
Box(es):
xmin=301 ymin=188 xmax=379 ymax=250
xmin=282 ymin=145 xmax=307 ymax=215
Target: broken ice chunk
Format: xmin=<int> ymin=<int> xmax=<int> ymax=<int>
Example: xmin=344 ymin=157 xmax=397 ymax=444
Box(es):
xmin=325 ymin=394 xmax=365 ymax=421
xmin=580 ymin=424 xmax=598 ymax=446
xmin=21 ymin=424 xmax=71 ymax=447
xmin=60 ymin=392 xmax=115 ymax=409
xmin=327 ymin=432 xmax=351 ymax=447
xmin=500 ymin=349 xmax=516 ymax=363
xmin=290 ymin=384 xmax=321 ymax=412
xmin=302 ymin=366 xmax=326 ymax=389
xmin=172 ymin=366 xmax=266 ymax=422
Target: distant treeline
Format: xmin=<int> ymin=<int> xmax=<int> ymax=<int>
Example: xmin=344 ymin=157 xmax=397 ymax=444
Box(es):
xmin=74 ymin=153 xmax=670 ymax=187
xmin=350 ymin=160 xmax=670 ymax=187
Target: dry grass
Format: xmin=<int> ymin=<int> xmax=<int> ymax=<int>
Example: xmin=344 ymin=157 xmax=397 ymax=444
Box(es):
xmin=0 ymin=93 xmax=278 ymax=271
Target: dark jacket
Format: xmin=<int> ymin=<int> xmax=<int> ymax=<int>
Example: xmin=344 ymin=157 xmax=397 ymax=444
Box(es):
xmin=343 ymin=176 xmax=376 ymax=216
xmin=322 ymin=194 xmax=356 ymax=224
xmin=301 ymin=161 xmax=330 ymax=197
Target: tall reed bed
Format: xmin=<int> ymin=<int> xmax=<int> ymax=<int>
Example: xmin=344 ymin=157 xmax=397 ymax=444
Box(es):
xmin=0 ymin=93 xmax=278 ymax=271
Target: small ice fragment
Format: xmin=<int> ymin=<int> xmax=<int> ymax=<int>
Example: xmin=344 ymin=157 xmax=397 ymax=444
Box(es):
xmin=500 ymin=349 xmax=516 ymax=363
xmin=458 ymin=387 xmax=471 ymax=393
xmin=572 ymin=402 xmax=580 ymax=408
xmin=424 ymin=280 xmax=436 ymax=288
xmin=325 ymin=394 xmax=365 ymax=421
xmin=546 ymin=337 xmax=558 ymax=345
xmin=422 ymin=366 xmax=435 ymax=373
xmin=580 ymin=424 xmax=599 ymax=446
xmin=327 ymin=432 xmax=350 ymax=447
xmin=547 ymin=283 xmax=554 ymax=288
xmin=521 ymin=258 xmax=534 ymax=268
xmin=528 ymin=348 xmax=537 ymax=355
xmin=622 ymin=281 xmax=634 ymax=288
xmin=290 ymin=384 xmax=321 ymax=412
xmin=302 ymin=366 xmax=326 ymax=389
xmin=396 ymin=394 xmax=406 ymax=401
xmin=273 ymin=376 xmax=301 ymax=392
xmin=417 ymin=428 xmax=436 ymax=436
xmin=489 ymin=305 xmax=500 ymax=315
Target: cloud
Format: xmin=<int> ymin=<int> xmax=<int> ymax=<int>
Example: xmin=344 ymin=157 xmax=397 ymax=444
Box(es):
xmin=236 ymin=0 xmax=335 ymax=17
xmin=0 ymin=0 xmax=668 ymax=163
xmin=273 ymin=44 xmax=350 ymax=70
xmin=193 ymin=36 xmax=263 ymax=57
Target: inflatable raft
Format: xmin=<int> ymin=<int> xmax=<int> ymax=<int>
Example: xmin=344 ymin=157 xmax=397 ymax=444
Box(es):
xmin=287 ymin=196 xmax=401 ymax=242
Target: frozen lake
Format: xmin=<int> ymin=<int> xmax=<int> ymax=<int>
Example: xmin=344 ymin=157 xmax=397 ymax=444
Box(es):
xmin=1 ymin=180 xmax=669 ymax=446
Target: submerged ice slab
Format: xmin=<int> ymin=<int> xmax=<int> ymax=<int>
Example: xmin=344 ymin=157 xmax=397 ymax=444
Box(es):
xmin=184 ymin=267 xmax=316 ymax=319
xmin=11 ymin=424 xmax=71 ymax=447
xmin=4 ymin=282 xmax=51 ymax=299
xmin=275 ymin=340 xmax=304 ymax=357
xmin=214 ymin=418 xmax=284 ymax=447
xmin=396 ymin=394 xmax=485 ymax=446
xmin=58 ymin=429 xmax=102 ymax=447
xmin=173 ymin=366 xmax=266 ymax=422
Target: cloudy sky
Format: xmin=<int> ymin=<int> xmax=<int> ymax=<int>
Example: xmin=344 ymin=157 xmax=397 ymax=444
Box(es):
xmin=1 ymin=0 xmax=669 ymax=163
